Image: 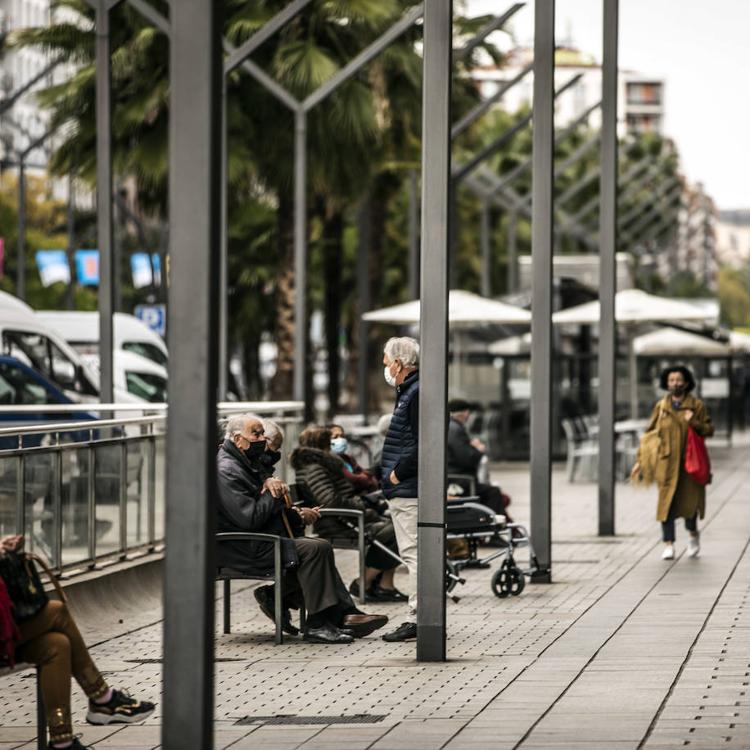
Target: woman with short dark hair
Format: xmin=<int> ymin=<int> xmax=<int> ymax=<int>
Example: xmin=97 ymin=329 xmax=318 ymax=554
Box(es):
xmin=631 ymin=365 xmax=714 ymax=560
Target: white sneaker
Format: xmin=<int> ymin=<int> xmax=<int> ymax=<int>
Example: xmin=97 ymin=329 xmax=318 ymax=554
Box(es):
xmin=687 ymin=535 xmax=700 ymax=558
xmin=661 ymin=544 xmax=675 ymax=560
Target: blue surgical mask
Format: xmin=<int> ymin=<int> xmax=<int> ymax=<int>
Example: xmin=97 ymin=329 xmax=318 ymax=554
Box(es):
xmin=331 ymin=437 xmax=348 ymax=455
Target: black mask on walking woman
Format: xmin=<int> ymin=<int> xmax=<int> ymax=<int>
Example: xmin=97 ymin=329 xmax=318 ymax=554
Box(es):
xmin=260 ymin=449 xmax=282 ymax=467
xmin=669 ymin=385 xmax=686 ymax=397
xmin=243 ymin=440 xmax=267 ymax=460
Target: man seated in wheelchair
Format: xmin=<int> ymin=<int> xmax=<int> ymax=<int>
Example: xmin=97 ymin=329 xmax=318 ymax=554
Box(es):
xmin=291 ymin=425 xmax=406 ymax=603
xmin=216 ymin=414 xmax=388 ymax=644
xmin=447 ymin=399 xmax=513 ymax=524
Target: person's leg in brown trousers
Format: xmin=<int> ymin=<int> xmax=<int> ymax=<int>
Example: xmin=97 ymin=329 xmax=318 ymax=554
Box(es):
xmin=16 ymin=600 xmax=109 ymax=745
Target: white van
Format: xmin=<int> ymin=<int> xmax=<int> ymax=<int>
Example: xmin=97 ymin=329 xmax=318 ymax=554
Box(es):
xmin=37 ymin=311 xmax=167 ymax=368
xmin=0 ymin=305 xmax=109 ymax=401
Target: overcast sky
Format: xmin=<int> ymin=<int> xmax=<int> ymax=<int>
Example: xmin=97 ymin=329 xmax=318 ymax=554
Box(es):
xmin=467 ymin=0 xmax=750 ymax=210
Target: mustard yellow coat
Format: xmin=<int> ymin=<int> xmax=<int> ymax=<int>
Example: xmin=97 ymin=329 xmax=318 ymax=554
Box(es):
xmin=639 ymin=393 xmax=714 ymax=522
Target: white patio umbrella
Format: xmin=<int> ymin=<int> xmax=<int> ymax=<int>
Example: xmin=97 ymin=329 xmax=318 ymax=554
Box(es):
xmin=552 ymin=289 xmax=716 ymax=417
xmin=362 ymin=289 xmax=532 ymax=326
xmin=362 ymin=290 xmax=531 ymax=392
xmin=633 ymin=328 xmax=730 ymax=357
xmin=552 ymin=289 xmax=714 ymax=326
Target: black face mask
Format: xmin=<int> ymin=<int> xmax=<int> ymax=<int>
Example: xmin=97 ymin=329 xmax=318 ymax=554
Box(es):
xmin=669 ymin=385 xmax=686 ymax=396
xmin=243 ymin=440 xmax=267 ymax=460
xmin=260 ymin=449 xmax=282 ymax=467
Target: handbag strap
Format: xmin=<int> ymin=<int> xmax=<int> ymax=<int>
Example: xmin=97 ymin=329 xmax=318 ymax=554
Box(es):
xmin=26 ymin=553 xmax=68 ymax=605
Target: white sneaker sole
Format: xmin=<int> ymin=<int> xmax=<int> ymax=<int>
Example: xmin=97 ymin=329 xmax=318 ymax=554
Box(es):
xmin=86 ymin=707 xmax=154 ymax=725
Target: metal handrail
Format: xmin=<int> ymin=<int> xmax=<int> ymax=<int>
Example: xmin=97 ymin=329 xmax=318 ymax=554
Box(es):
xmin=0 ymin=403 xmax=305 ymax=576
xmin=0 ymin=400 xmax=304 ymax=415
xmin=0 ymin=415 xmax=166 ymax=438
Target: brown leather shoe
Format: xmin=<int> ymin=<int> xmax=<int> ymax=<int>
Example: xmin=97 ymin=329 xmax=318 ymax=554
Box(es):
xmin=342 ymin=613 xmax=389 ymax=638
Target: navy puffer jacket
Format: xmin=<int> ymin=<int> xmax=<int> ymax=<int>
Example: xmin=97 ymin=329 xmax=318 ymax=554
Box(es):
xmin=381 ymin=370 xmax=419 ymax=500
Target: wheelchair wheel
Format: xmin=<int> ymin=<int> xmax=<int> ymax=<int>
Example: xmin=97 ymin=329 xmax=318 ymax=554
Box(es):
xmin=491 ymin=559 xmax=525 ymax=598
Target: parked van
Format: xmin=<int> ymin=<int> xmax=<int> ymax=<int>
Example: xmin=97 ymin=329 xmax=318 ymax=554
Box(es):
xmin=37 ymin=311 xmax=167 ymax=367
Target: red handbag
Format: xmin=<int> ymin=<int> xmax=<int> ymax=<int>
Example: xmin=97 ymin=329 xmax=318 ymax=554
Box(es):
xmin=0 ymin=577 xmax=19 ymax=666
xmin=685 ymin=426 xmax=711 ymax=485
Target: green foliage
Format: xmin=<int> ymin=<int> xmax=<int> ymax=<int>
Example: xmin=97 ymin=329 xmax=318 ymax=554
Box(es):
xmin=718 ymin=266 xmax=750 ymax=328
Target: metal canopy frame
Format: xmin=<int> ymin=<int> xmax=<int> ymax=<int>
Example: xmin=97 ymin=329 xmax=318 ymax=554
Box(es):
xmin=417 ymin=0 xmax=452 ymax=663
xmin=529 ymin=0 xmax=555 ymax=583
xmin=598 ymin=0 xmax=619 ymax=537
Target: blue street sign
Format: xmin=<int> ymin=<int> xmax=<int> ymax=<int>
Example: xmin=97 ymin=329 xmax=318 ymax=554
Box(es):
xmin=135 ymin=304 xmax=166 ymax=337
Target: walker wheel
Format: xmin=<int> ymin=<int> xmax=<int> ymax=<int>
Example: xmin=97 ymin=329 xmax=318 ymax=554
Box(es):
xmin=491 ymin=560 xmax=525 ymax=598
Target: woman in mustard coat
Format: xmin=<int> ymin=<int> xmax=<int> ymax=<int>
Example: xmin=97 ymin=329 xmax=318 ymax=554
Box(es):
xmin=631 ymin=366 xmax=714 ymax=560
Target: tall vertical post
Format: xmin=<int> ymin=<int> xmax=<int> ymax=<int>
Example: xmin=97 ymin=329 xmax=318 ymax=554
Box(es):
xmin=293 ymin=109 xmax=307 ymax=405
xmin=529 ymin=0 xmax=555 ymax=583
xmin=95 ymin=0 xmax=114 ymax=403
xmin=408 ymin=169 xmax=420 ymax=299
xmin=507 ymin=209 xmax=518 ymax=293
xmin=480 ymin=198 xmax=491 ymax=297
xmin=357 ymin=195 xmax=372 ymax=422
xmin=218 ymin=79 xmax=229 ymax=400
xmin=66 ymin=175 xmax=75 ymax=310
xmin=417 ymin=0 xmax=452 ymax=662
xmin=598 ymin=0 xmax=619 ymax=536
xmin=16 ymin=162 xmax=26 ymax=301
xmin=163 ymin=0 xmax=221 ymax=747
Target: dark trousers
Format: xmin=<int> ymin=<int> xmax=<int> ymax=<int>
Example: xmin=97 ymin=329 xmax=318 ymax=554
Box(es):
xmin=662 ymin=505 xmax=698 ymax=542
xmin=277 ymin=537 xmax=358 ymax=620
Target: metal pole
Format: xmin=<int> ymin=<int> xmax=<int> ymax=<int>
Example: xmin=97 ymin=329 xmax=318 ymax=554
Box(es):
xmin=529 ymin=0 xmax=554 ymax=584
xmin=417 ymin=0 xmax=452 ymax=663
xmin=96 ymin=0 xmax=114 ymax=404
xmin=17 ymin=161 xmax=26 ymax=301
xmin=218 ymin=79 xmax=229 ymax=400
xmin=409 ymin=169 xmax=420 ymax=299
xmin=480 ymin=198 xmax=491 ymax=297
xmin=293 ymin=109 xmax=307 ymax=405
xmin=597 ymin=0 xmax=618 ymax=537
xmin=357 ymin=195 xmax=371 ymax=422
xmin=66 ymin=175 xmax=75 ymax=310
xmin=163 ymin=0 xmax=221 ymax=746
xmin=507 ymin=209 xmax=518 ymax=293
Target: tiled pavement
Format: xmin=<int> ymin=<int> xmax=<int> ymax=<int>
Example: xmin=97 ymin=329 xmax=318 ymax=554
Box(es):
xmin=2 ymin=435 xmax=750 ymax=749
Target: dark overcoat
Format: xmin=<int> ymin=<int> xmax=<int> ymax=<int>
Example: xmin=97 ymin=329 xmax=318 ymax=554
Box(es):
xmin=216 ymin=440 xmax=302 ymax=574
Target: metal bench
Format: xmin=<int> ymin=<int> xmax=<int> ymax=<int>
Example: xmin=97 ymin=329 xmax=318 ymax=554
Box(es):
xmin=0 ymin=662 xmax=45 ymax=749
xmin=216 ymin=531 xmax=305 ymax=645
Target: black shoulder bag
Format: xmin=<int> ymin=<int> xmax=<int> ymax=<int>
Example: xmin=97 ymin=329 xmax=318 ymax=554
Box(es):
xmin=0 ymin=551 xmax=63 ymax=623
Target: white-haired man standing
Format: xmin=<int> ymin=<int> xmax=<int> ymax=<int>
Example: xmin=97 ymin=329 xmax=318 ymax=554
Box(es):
xmin=379 ymin=337 xmax=420 ymax=642
xmin=216 ymin=413 xmax=388 ymax=644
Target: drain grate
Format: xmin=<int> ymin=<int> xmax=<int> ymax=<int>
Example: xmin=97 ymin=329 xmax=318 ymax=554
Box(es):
xmin=236 ymin=714 xmax=387 ymax=726
xmin=125 ymin=658 xmax=246 ymax=663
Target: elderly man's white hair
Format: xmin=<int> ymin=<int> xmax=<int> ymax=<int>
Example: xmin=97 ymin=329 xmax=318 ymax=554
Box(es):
xmin=261 ymin=418 xmax=284 ymax=446
xmin=383 ymin=336 xmax=420 ymax=367
xmin=224 ymin=413 xmax=262 ymax=440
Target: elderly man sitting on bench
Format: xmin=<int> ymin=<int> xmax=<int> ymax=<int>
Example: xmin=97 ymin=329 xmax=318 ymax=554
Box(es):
xmin=216 ymin=413 xmax=388 ymax=644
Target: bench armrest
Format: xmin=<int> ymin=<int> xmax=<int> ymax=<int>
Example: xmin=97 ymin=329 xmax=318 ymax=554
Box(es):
xmin=216 ymin=532 xmax=281 ymax=544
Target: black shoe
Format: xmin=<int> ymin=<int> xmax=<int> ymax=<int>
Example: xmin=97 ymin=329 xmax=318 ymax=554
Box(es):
xmin=86 ymin=689 xmax=155 ymax=725
xmin=348 ymin=579 xmax=377 ymax=601
xmin=254 ymin=586 xmax=299 ymax=636
xmin=303 ymin=623 xmax=354 ymax=644
xmin=49 ymin=739 xmax=90 ymax=750
xmin=382 ymin=621 xmax=417 ymax=642
xmin=371 ymin=586 xmax=409 ymax=603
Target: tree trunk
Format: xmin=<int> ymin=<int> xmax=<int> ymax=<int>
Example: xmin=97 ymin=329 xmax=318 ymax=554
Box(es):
xmin=322 ymin=206 xmax=344 ymax=418
xmin=270 ymin=192 xmax=295 ymax=400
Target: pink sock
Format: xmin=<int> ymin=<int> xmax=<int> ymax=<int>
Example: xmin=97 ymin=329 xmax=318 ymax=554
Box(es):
xmin=51 ymin=743 xmax=72 ymax=749
xmin=94 ymin=688 xmax=114 ymax=704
